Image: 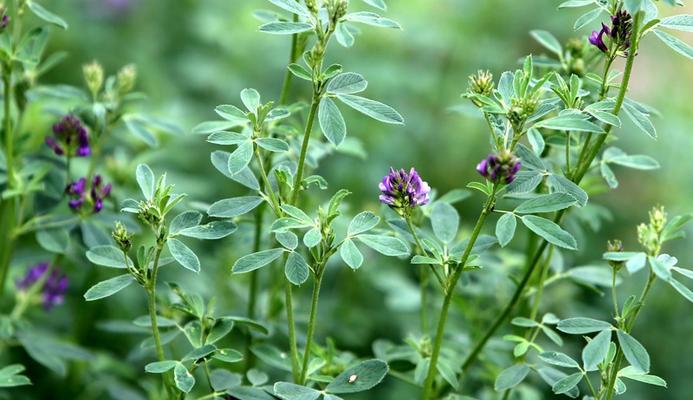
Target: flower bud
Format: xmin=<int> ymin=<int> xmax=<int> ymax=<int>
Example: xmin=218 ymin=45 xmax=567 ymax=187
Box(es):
xmin=649 ymin=205 xmax=667 ymax=233
xmin=116 ymin=64 xmax=137 ymax=95
xmin=508 ymin=97 xmax=538 ymax=126
xmin=468 ymin=70 xmax=494 ymax=98
xmin=83 ymin=61 xmax=104 ymax=98
xmin=607 ymin=239 xmax=624 ymax=270
xmin=476 ymin=150 xmax=522 ymax=184
xmin=328 ymin=0 xmax=348 ymax=24
xmin=138 ymin=200 xmax=161 ymax=227
xmin=112 ymin=221 xmax=133 ymax=252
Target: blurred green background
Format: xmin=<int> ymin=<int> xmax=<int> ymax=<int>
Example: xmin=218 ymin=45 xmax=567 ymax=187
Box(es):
xmin=10 ymin=0 xmax=692 ymax=399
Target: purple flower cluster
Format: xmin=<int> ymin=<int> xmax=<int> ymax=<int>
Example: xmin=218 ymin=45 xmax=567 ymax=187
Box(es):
xmin=16 ymin=263 xmax=69 ymax=310
xmin=66 ymin=175 xmax=112 ymax=213
xmin=0 ymin=15 xmax=9 ymax=30
xmin=379 ymin=167 xmax=431 ymax=214
xmin=589 ymin=9 xmax=632 ymax=55
xmin=45 ymin=115 xmax=91 ymax=157
xmin=476 ymin=152 xmax=522 ymax=184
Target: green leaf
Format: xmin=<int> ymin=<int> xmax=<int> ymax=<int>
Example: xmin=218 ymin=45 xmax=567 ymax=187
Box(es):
xmin=582 ymin=329 xmax=611 ymax=371
xmin=548 ymin=174 xmax=588 ymax=207
xmin=535 ymin=114 xmax=605 ymax=133
xmin=559 ymin=0 xmax=596 ymax=8
xmin=574 ymin=8 xmax=603 ymax=30
xmin=0 ymin=364 xmax=31 ymax=388
xmin=174 ymin=362 xmax=195 ymax=393
xmin=557 ymin=317 xmax=613 ymax=334
xmin=325 ymin=359 xmax=388 ymax=394
xmin=179 ymin=221 xmax=237 ymax=240
xmin=267 ymin=0 xmax=311 ymax=16
xmin=336 ymin=94 xmax=404 ymax=125
xmin=228 ymin=141 xmax=254 ymax=175
xmin=530 ymin=30 xmax=562 ymax=56
xmin=288 ymin=63 xmax=312 ymax=81
xmin=36 ymin=228 xmax=70 ymax=254
xmin=344 ymin=12 xmax=401 ymax=29
xmin=527 ymin=128 xmax=545 ymax=155
xmin=539 ymin=352 xmax=580 ymax=369
xmin=622 ymin=100 xmax=657 ymax=139
xmin=124 ymin=118 xmax=158 ymax=147
xmin=260 ymin=21 xmax=313 ymax=34
xmin=211 ymin=151 xmax=260 ymax=191
xmin=618 ymin=366 xmax=667 ymax=387
xmin=84 ymin=274 xmax=135 ymax=301
xmin=327 ymin=72 xmax=368 ymax=94
xmin=340 ymin=239 xmax=364 ymax=270
xmin=511 ymin=317 xmax=538 ymax=328
xmin=170 ymin=210 xmax=202 ymax=234
xmin=215 ymin=104 xmax=247 ymax=121
xmin=515 ymin=143 xmax=545 ymax=170
xmin=496 ymin=213 xmax=517 ymax=247
xmin=273 ymin=382 xmax=321 ymax=400
xmin=285 ymin=252 xmax=310 ymax=286
xmin=659 ymin=14 xmax=693 ymax=32
xmin=431 ymin=202 xmax=459 ymax=243
xmin=363 ymin=0 xmax=387 ymax=10
xmin=194 ymin=120 xmax=244 ymax=135
xmin=552 ymin=372 xmax=583 ymax=395
xmin=135 ymin=164 xmax=155 ymax=200
xmin=206 ymin=318 xmax=235 ymax=345
xmin=654 ymin=29 xmax=693 ymax=59
xmin=86 ymin=245 xmax=132 ymax=269
xmin=303 ymin=228 xmax=322 ymax=248
xmin=167 ymin=238 xmax=201 ymax=273
xmin=27 ymin=1 xmax=68 ymax=29
xmin=319 ymin=97 xmax=347 ymax=146
xmin=617 ymin=330 xmax=650 ymax=373
xmin=357 ymin=234 xmax=409 ymax=256
xmin=624 ymin=0 xmax=644 ymax=15
xmin=145 ymin=360 xmax=177 ymax=373
xmin=515 ymin=193 xmax=576 ymax=214
xmin=213 ymin=348 xmax=244 ymax=363
xmin=669 ymin=278 xmax=693 ymax=302
xmin=348 ymin=211 xmax=380 ymax=236
xmin=210 ymin=369 xmax=241 ymax=391
xmin=256 ymin=138 xmax=289 ymax=152
xmin=233 ymin=248 xmax=285 ymax=273
xmin=521 ymin=215 xmax=577 ymax=250
xmin=494 ymin=364 xmax=530 ymax=391
xmin=208 ymin=196 xmax=264 ymax=218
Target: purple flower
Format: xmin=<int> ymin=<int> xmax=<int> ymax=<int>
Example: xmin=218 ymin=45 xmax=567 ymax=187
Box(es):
xmin=476 ymin=151 xmax=521 ymax=184
xmin=16 ymin=263 xmax=68 ymax=310
xmin=16 ymin=262 xmax=49 ymax=290
xmin=46 ymin=115 xmax=91 ymax=157
xmin=589 ymin=9 xmax=632 ymax=56
xmin=379 ymin=167 xmax=431 ymax=215
xmin=0 ymin=15 xmax=9 ymax=30
xmin=42 ymin=271 xmax=69 ymax=309
xmin=589 ymin=23 xmax=610 ymax=53
xmin=66 ymin=175 xmax=112 ymax=214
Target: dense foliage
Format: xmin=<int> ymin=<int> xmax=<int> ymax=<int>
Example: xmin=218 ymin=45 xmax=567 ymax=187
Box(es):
xmin=0 ymin=0 xmax=692 ymax=399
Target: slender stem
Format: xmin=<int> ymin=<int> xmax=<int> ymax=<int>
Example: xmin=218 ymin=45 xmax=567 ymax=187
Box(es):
xmin=459 ymin=13 xmax=643 ymax=381
xmin=611 ymin=268 xmax=619 ymax=319
xmin=254 ymin=143 xmax=281 ymax=213
xmin=585 ymin=373 xmax=599 ymax=399
xmin=604 ymin=270 xmax=655 ymax=400
xmin=147 ymin=245 xmax=166 ymax=362
xmin=289 ymin=97 xmax=320 ymax=205
xmin=565 ymin=132 xmax=571 ymax=174
xmin=405 ymin=217 xmax=441 ymax=333
xmin=279 ymin=16 xmax=299 ymax=105
xmin=0 ymin=61 xmax=15 ymax=297
xmin=422 ymin=187 xmax=497 ymax=400
xmin=299 ymin=271 xmax=323 ymax=385
xmin=405 ymin=217 xmax=445 ymax=289
xmin=243 ymin=202 xmax=264 ymax=374
xmin=285 ymin=281 xmax=301 ymax=382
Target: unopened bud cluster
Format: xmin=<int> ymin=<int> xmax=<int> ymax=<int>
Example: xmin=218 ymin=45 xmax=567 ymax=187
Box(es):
xmin=607 ymin=239 xmax=624 ymax=270
xmin=637 ymin=206 xmax=667 ymax=254
xmin=468 ymin=70 xmax=494 ymax=98
xmin=112 ymin=221 xmax=133 ymax=252
xmin=83 ymin=61 xmax=104 ymax=99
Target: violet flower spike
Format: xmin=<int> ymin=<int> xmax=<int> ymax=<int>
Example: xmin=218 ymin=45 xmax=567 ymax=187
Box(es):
xmin=589 ymin=23 xmax=610 ymax=53
xmin=46 ymin=115 xmax=91 ymax=158
xmin=379 ymin=167 xmax=431 ymax=216
xmin=42 ymin=270 xmax=69 ymax=309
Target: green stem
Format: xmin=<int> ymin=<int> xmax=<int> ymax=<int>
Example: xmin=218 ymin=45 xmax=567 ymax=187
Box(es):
xmin=459 ymin=13 xmax=643 ymax=381
xmin=279 ymin=16 xmax=299 ymax=105
xmin=299 ymin=270 xmax=323 ymax=385
xmin=421 ymin=187 xmax=497 ymax=400
xmin=147 ymin=245 xmax=166 ymax=362
xmin=285 ymin=281 xmax=301 ymax=382
xmin=254 ymin=143 xmax=281 ymax=213
xmin=0 ymin=63 xmax=15 ymax=298
xmin=289 ymin=96 xmax=320 ymax=205
xmin=604 ymin=270 xmax=655 ymax=400
xmin=243 ymin=202 xmax=264 ymax=374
